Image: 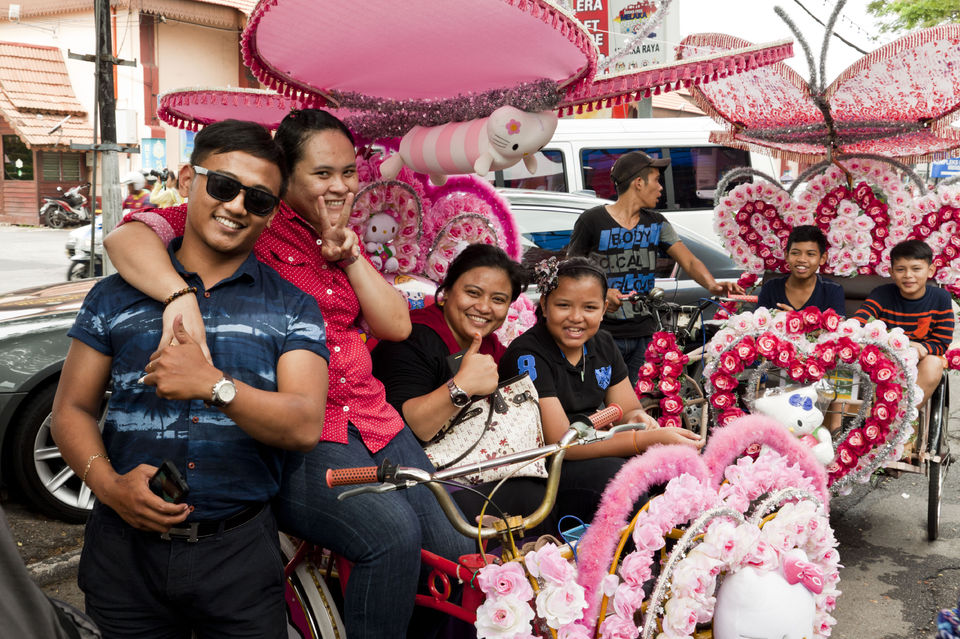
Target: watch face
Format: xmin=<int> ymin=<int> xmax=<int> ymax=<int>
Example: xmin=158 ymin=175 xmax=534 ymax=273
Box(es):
xmin=216 ymin=380 xmax=237 ymax=405
xmin=447 ymin=379 xmax=470 ymax=407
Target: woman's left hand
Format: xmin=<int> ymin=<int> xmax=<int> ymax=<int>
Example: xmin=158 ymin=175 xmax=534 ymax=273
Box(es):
xmin=317 ymin=192 xmax=360 ymax=263
xmin=623 ymin=407 xmax=659 ymax=431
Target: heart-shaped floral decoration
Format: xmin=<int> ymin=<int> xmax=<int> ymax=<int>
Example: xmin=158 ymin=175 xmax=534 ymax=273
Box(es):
xmin=705 ymin=307 xmax=923 ymax=493
xmin=714 ymin=159 xmax=960 ymax=292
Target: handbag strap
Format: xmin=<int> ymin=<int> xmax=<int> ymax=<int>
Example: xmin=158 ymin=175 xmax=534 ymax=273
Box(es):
xmin=435 ymin=392 xmax=499 ymax=470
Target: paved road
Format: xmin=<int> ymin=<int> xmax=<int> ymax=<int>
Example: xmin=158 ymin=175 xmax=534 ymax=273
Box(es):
xmin=0 ymin=224 xmax=77 ymax=294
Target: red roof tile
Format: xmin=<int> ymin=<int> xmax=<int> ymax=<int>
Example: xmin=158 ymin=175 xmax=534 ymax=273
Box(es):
xmin=0 ymin=42 xmax=91 ymax=148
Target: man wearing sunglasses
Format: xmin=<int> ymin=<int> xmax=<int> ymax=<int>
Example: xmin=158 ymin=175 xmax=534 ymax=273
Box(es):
xmin=52 ymin=119 xmax=330 ymax=638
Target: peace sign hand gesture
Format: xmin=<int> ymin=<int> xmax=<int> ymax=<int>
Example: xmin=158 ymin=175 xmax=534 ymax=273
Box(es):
xmin=316 ymin=192 xmax=361 ymax=264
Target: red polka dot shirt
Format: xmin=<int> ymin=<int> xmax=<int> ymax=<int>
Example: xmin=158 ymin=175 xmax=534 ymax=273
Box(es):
xmin=125 ymin=203 xmax=405 ymax=452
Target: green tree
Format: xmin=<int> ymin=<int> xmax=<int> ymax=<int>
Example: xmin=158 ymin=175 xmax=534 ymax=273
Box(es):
xmin=867 ymin=0 xmax=959 ymax=32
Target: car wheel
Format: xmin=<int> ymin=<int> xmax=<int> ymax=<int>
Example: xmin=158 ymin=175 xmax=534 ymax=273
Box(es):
xmin=10 ymin=384 xmax=102 ymax=523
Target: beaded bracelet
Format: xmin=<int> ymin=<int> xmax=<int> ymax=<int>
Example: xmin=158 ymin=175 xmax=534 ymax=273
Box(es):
xmin=336 ymin=255 xmax=359 ymax=269
xmin=163 ymin=286 xmax=198 ymax=307
xmin=82 ymin=452 xmax=109 ymax=484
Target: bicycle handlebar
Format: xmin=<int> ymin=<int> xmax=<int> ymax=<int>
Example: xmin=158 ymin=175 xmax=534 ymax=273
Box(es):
xmin=327 ymin=465 xmax=380 ymax=487
xmin=325 ymin=404 xmax=625 ymax=540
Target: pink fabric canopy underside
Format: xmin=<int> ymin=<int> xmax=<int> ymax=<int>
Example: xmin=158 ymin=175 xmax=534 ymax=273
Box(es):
xmin=679 ymin=26 xmax=960 ymax=161
xmin=242 ymin=0 xmax=594 ymax=103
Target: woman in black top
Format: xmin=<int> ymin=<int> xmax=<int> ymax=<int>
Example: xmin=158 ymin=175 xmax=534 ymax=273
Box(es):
xmin=371 ymin=244 xmax=546 ymax=522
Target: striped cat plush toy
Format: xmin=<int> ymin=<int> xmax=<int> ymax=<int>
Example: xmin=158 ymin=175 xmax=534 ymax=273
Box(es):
xmin=379 ymin=105 xmax=557 ymax=185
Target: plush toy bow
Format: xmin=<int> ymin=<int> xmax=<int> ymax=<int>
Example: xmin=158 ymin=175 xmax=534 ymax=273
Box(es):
xmin=783 ymin=557 xmax=824 ymax=594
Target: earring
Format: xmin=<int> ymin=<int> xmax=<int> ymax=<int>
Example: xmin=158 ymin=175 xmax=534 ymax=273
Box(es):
xmin=435 ymin=291 xmax=445 ymax=307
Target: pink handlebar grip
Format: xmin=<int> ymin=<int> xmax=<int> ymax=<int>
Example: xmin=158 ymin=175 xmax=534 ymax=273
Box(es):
xmin=724 ymin=294 xmax=758 ymax=303
xmin=590 ymin=404 xmax=623 ymax=429
xmin=326 ymin=466 xmax=379 ymax=487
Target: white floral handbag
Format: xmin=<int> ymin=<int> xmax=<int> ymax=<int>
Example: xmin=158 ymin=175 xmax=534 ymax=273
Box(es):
xmin=424 ymin=373 xmax=547 ymax=485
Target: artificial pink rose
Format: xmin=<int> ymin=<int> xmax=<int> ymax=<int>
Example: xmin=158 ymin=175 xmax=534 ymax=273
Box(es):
xmin=661 ymin=395 xmax=684 ymax=415
xmin=711 ymin=372 xmax=739 ymax=392
xmin=836 ymin=336 xmax=860 ymax=363
xmin=475 ymin=595 xmax=535 ymax=638
xmin=557 ymin=624 xmax=591 ymax=639
xmin=663 ymin=597 xmax=699 ymax=637
xmin=652 ymin=333 xmax=674 ymax=353
xmin=814 ymin=342 xmax=838 ymax=366
xmin=735 ymin=209 xmax=750 ymax=224
xmin=800 ymin=306 xmax=822 ymax=329
xmin=756 ymin=332 xmax=780 ymax=357
xmin=863 ymin=422 xmax=884 ymax=443
xmin=661 ymin=362 xmax=684 ymax=379
xmin=872 ymin=402 xmax=892 ymax=422
xmin=660 ymin=415 xmax=683 ymax=430
xmin=805 ymin=360 xmax=825 ymax=381
xmin=859 ymin=344 xmax=883 ymax=368
xmin=826 ymin=461 xmax=842 ymax=476
xmin=638 ymin=362 xmax=658 ymax=380
xmin=476 ymin=562 xmax=534 ymax=600
xmin=734 ymin=335 xmax=758 ymax=362
xmin=636 ymin=379 xmax=655 ymax=394
xmin=711 ymin=392 xmax=737 ymax=410
xmin=530 ymin=543 xmax=574 ymax=586
xmin=663 ymin=349 xmax=686 ymax=364
xmin=632 ymin=523 xmax=666 ymax=552
xmin=869 ymin=360 xmax=897 ymax=383
xmin=598 ymin=616 xmax=638 ymax=639
xmin=789 ymin=361 xmax=807 ymax=381
xmin=785 ymin=312 xmax=805 ymax=334
xmin=837 ymin=444 xmax=858 ymax=469
xmin=738 ymin=273 xmax=758 ymax=288
xmin=821 ymin=308 xmax=841 ymax=332
xmin=946 ymin=348 xmax=960 ymax=370
xmin=774 ymin=342 xmax=797 ymax=367
xmin=719 ymin=351 xmax=745 ymax=375
xmin=659 ymin=378 xmax=681 ymax=394
xmin=846 ymin=428 xmax=872 ymax=456
xmin=536 ymin=582 xmax=588 ymax=628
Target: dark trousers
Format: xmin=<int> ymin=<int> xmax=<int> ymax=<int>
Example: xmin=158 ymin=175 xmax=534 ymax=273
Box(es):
xmin=614 ymin=335 xmax=653 ymax=386
xmin=79 ymin=503 xmax=285 ymax=639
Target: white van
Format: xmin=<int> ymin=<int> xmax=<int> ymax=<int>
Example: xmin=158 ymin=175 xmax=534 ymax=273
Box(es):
xmin=489 ymin=116 xmax=780 ymax=240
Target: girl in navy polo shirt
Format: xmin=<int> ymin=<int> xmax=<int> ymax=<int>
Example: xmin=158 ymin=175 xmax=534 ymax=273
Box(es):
xmin=499 ymin=257 xmax=702 ymax=520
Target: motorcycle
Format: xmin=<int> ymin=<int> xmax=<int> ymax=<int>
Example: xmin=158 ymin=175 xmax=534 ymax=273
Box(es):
xmin=41 ymin=183 xmax=91 ymax=228
xmin=65 ymin=215 xmax=103 ymax=281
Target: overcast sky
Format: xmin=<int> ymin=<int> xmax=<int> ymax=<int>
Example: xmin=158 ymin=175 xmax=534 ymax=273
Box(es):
xmin=677 ymin=0 xmax=899 ymax=85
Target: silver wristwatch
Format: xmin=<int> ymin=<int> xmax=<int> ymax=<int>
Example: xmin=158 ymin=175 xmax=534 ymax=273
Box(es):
xmin=446 ymin=378 xmax=470 ymax=407
xmin=210 ymin=373 xmax=237 ymax=408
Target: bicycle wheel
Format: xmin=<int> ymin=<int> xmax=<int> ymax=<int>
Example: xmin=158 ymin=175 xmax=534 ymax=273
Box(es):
xmin=280 ymin=535 xmax=346 ymax=639
xmin=927 ymin=378 xmax=950 ymax=541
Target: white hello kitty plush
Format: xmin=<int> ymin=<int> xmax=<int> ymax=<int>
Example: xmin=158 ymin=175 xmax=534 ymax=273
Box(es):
xmin=363 ymin=212 xmax=399 ymax=273
xmin=379 ymin=105 xmax=558 ymax=185
xmin=713 ymin=550 xmax=820 ymax=639
xmin=754 ymin=385 xmax=834 ymax=465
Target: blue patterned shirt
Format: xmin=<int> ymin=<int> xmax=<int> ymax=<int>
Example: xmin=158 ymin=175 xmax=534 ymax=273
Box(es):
xmin=69 ymin=239 xmax=329 ymax=519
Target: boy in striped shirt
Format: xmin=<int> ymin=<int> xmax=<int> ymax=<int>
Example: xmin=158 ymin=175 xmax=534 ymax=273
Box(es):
xmin=853 ymin=240 xmax=954 ymax=402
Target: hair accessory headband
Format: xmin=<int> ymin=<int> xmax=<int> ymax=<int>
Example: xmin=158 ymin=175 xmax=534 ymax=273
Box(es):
xmin=535 ymin=257 xmax=560 ymax=297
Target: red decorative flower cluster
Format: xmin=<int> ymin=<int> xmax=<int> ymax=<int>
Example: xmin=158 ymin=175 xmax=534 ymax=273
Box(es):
xmin=708 ymin=307 xmax=908 ymax=483
xmin=635 ymin=332 xmax=689 ymax=429
xmin=946 ymin=348 xmax=960 ymax=372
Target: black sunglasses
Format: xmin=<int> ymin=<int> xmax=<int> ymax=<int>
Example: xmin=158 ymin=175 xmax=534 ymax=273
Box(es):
xmin=192 ymin=166 xmax=280 ymax=217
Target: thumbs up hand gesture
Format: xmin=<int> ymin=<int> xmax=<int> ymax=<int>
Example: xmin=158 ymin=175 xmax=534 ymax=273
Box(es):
xmin=453 ymin=332 xmax=499 ymax=397
xmin=141 ymin=314 xmax=221 ymax=400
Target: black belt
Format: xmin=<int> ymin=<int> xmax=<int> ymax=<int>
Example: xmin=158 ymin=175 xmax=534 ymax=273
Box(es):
xmin=161 ymin=504 xmax=264 ymax=542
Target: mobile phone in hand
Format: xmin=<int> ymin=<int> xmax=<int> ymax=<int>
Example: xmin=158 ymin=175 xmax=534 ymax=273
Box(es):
xmin=149 ymin=460 xmax=190 ymax=503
